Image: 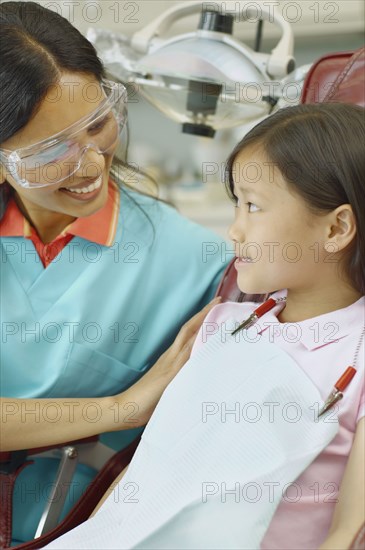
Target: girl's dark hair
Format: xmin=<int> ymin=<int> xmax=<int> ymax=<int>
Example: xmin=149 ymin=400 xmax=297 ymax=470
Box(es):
xmin=0 ymin=1 xmax=160 ymax=224
xmin=225 ymin=103 xmax=365 ymax=298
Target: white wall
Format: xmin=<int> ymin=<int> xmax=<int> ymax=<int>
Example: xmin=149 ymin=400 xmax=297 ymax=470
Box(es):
xmin=20 ymin=0 xmax=365 ymax=38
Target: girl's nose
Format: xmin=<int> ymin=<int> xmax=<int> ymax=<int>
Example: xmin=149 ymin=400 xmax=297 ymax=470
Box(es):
xmin=228 ymin=210 xmax=245 ymax=244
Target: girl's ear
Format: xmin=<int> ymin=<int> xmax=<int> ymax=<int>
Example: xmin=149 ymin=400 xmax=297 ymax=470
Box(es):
xmin=326 ymin=204 xmax=357 ymax=252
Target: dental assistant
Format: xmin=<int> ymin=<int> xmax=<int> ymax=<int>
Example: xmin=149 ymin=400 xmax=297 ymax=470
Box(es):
xmin=0 ymin=1 xmax=229 ymax=544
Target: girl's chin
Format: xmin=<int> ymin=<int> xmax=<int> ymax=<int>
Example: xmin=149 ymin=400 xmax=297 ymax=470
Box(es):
xmin=236 ymin=280 xmax=273 ymax=296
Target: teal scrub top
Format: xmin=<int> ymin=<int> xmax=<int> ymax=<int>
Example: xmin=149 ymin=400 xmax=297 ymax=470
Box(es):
xmin=0 ymin=186 xmax=232 ymax=544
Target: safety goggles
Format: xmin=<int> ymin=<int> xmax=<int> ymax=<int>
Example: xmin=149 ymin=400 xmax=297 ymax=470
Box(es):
xmin=0 ymin=80 xmax=128 ymax=188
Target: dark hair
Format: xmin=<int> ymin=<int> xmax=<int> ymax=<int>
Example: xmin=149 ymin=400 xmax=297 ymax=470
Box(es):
xmin=0 ymin=1 xmax=160 ymax=223
xmin=225 ymin=103 xmax=365 ymax=297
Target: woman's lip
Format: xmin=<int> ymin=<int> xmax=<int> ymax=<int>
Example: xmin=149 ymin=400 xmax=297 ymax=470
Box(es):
xmin=60 ymin=175 xmax=103 ymax=191
xmin=59 ymin=175 xmax=104 ymax=201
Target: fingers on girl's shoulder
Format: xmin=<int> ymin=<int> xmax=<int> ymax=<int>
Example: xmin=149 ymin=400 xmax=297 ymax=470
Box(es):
xmin=198 ymin=297 xmax=222 ymax=317
xmin=205 ymin=296 xmax=222 ymax=309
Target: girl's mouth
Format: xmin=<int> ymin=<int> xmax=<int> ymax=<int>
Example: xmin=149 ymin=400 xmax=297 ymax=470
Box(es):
xmin=235 ymin=256 xmax=254 ymax=268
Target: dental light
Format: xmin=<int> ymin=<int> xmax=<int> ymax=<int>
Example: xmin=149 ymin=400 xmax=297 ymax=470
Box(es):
xmin=124 ymin=1 xmax=295 ymax=138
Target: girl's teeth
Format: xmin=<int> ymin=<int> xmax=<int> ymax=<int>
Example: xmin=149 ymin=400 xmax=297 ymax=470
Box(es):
xmin=66 ymin=176 xmax=102 ymax=194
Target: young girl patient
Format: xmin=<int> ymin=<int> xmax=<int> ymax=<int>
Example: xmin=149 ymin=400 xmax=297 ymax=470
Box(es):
xmin=47 ymin=103 xmax=364 ymax=550
xmin=191 ymin=102 xmax=365 ymax=550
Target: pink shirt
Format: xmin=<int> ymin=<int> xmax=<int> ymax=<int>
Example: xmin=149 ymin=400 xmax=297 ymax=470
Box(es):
xmin=192 ymin=290 xmax=365 ymax=550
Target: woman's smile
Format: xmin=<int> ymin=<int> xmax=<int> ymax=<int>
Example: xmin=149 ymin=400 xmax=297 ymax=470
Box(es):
xmin=59 ymin=173 xmax=104 ymax=201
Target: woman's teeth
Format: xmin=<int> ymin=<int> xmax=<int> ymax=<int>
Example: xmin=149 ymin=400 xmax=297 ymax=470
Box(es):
xmin=65 ymin=175 xmax=103 ymax=194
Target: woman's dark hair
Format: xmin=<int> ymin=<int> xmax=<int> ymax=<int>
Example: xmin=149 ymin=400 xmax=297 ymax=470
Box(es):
xmin=225 ymin=103 xmax=365 ymax=297
xmin=0 ymin=1 xmax=160 ymax=224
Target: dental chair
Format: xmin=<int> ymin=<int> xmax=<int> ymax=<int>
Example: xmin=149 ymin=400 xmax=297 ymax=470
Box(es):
xmin=1 ymin=46 xmax=364 ymax=550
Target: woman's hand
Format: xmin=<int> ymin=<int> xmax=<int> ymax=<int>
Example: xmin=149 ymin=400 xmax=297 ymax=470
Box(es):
xmin=1 ymin=297 xmax=222 ymax=451
xmin=118 ymin=296 xmax=222 ymax=428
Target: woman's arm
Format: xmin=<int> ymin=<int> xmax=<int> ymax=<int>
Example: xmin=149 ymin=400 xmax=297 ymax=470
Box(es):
xmin=0 ymin=298 xmax=220 ymax=452
xmin=0 ymin=394 xmax=135 ymax=452
xmin=318 ymin=416 xmax=365 ymax=550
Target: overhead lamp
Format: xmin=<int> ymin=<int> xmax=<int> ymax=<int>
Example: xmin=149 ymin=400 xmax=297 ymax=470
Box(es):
xmin=122 ymin=1 xmax=295 ymax=138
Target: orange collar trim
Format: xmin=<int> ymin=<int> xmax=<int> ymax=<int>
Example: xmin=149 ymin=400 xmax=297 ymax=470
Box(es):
xmin=0 ymin=178 xmax=120 ymax=247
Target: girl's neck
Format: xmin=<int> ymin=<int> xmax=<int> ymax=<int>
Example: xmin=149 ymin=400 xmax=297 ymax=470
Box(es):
xmin=277 ymin=284 xmax=362 ymax=323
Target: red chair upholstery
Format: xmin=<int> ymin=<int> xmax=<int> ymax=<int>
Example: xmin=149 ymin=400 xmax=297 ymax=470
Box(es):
xmin=302 ymin=47 xmax=365 ymax=106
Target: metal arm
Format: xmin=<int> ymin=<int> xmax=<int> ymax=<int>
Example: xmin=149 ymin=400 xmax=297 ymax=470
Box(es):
xmin=131 ymin=1 xmax=294 ymax=78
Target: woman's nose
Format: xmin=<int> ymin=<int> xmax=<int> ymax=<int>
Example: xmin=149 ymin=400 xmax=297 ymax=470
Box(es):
xmin=74 ymin=146 xmax=105 ymax=179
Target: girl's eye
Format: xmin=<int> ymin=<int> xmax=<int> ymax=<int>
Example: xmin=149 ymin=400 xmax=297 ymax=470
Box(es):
xmin=247 ymin=202 xmax=260 ymax=213
xmin=235 ymin=199 xmax=260 ymax=212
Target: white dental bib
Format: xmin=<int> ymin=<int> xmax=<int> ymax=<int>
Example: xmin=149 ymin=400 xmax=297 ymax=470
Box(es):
xmin=46 ymin=318 xmax=338 ymax=549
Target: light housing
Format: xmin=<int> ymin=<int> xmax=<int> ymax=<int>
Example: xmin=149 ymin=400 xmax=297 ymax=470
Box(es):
xmin=127 ymin=1 xmax=295 ymax=137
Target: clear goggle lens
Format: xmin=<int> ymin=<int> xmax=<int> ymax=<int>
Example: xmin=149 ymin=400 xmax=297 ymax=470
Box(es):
xmin=2 ymin=81 xmax=128 ymax=188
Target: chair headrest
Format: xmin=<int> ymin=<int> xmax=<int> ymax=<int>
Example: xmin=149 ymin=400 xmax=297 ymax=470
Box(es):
xmin=301 ymin=46 xmax=365 ymax=107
